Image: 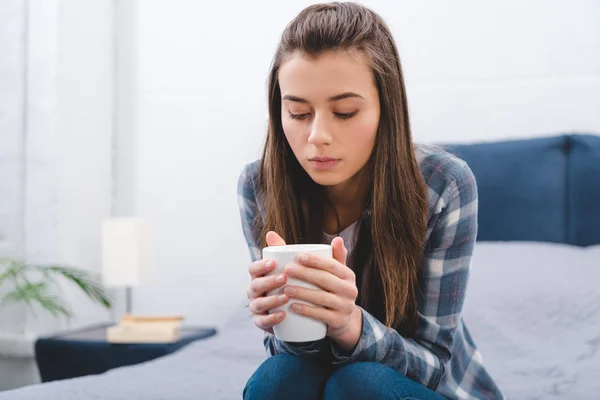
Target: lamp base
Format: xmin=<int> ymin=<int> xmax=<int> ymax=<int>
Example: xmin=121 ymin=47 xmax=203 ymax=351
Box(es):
xmin=125 ymin=287 xmax=132 ymax=314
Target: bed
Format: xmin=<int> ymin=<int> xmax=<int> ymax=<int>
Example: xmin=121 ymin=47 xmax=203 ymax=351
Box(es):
xmin=2 ymin=133 xmax=599 ymax=399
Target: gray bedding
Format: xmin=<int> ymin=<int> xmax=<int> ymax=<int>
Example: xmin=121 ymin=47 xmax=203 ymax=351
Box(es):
xmin=2 ymin=242 xmax=599 ymax=399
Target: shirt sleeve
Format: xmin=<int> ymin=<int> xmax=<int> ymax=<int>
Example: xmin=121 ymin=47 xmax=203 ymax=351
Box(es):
xmin=330 ymin=163 xmax=478 ymax=390
xmin=237 ymin=163 xmax=328 ymax=359
xmin=237 ymin=163 xmax=262 ymax=263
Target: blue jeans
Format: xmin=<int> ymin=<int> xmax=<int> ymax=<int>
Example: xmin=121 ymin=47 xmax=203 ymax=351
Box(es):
xmin=243 ymin=354 xmax=445 ymax=400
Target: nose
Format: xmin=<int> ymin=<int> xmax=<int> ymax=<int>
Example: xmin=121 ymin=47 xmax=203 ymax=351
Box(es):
xmin=307 ymin=113 xmax=332 ymax=146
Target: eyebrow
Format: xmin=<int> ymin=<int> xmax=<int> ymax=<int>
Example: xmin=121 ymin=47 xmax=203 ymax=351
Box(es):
xmin=282 ymin=92 xmax=365 ymax=103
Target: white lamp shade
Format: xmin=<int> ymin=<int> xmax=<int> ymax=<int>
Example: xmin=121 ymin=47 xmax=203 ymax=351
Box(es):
xmin=102 ymin=218 xmax=151 ymax=287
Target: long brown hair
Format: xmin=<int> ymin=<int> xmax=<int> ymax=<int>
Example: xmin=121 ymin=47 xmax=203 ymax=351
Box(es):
xmin=256 ymin=2 xmax=427 ymax=335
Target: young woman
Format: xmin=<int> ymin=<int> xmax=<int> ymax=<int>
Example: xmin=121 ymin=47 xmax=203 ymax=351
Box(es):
xmin=238 ymin=3 xmax=504 ymax=399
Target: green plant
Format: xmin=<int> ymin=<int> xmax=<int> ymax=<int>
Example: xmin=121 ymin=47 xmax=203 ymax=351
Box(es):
xmin=0 ymin=258 xmax=112 ymax=318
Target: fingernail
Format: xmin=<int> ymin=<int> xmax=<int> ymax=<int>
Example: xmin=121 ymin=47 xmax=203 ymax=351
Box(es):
xmin=285 ymin=264 xmax=296 ymax=274
xmin=278 ymin=295 xmax=288 ymax=302
xmin=297 ymin=254 xmax=308 ymax=262
xmin=275 ymin=274 xmax=285 ymax=284
xmin=292 ymin=304 xmax=302 ymax=312
xmin=285 ymin=287 xmax=296 ymax=296
xmin=264 ymin=260 xmax=273 ymax=272
xmin=278 ymin=312 xmax=285 ymax=319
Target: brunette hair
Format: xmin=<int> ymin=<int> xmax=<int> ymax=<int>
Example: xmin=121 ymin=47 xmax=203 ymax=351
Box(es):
xmin=257 ymin=2 xmax=427 ymax=335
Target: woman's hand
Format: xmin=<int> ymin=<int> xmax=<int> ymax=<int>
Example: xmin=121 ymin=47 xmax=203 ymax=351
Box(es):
xmin=284 ymin=237 xmax=363 ymax=351
xmin=246 ymin=232 xmax=290 ymax=334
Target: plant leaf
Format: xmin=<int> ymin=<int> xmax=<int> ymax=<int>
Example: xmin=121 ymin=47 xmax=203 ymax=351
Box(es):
xmin=2 ymin=281 xmax=46 ymax=304
xmin=1 ymin=260 xmax=112 ymax=318
xmin=0 ymin=261 xmax=23 ymax=283
xmin=1 ymin=280 xmax=71 ymax=318
xmin=37 ymin=265 xmax=112 ymax=309
xmin=34 ymin=294 xmax=71 ymax=318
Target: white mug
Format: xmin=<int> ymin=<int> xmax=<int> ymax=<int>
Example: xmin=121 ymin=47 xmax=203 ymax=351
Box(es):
xmin=261 ymin=244 xmax=331 ymax=342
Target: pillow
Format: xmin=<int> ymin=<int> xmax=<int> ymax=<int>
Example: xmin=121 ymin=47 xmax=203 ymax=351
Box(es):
xmin=568 ymin=134 xmax=600 ymax=246
xmin=443 ymin=136 xmax=569 ymax=244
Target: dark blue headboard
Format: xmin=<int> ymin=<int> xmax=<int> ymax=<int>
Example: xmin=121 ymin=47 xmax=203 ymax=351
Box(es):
xmin=443 ymin=134 xmax=600 ymax=247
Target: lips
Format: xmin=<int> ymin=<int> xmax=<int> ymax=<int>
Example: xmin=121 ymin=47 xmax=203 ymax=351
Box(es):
xmin=308 ymin=157 xmax=340 ymax=171
xmin=309 ymin=157 xmax=338 ymax=162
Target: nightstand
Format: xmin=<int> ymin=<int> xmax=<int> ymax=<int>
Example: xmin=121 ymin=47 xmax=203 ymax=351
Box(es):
xmin=34 ymin=323 xmax=217 ymax=382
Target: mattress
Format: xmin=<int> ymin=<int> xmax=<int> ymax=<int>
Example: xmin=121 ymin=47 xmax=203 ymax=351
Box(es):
xmin=1 ymin=242 xmax=598 ymax=399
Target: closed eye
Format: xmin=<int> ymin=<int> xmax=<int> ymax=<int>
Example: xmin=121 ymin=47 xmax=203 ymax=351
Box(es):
xmin=335 ymin=111 xmax=358 ymax=120
xmin=289 ymin=112 xmax=310 ymax=120
xmin=288 ymin=111 xmax=359 ymax=121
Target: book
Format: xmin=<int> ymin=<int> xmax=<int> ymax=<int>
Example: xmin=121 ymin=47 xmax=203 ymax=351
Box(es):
xmin=106 ymin=314 xmax=184 ymax=343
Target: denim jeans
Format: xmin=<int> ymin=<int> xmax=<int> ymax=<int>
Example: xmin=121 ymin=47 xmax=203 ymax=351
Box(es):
xmin=243 ymin=354 xmax=445 ymax=400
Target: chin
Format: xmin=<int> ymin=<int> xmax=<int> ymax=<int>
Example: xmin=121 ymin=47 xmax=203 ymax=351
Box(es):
xmin=305 ymin=171 xmax=346 ymax=187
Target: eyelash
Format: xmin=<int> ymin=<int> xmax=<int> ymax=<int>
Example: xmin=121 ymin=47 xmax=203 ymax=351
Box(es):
xmin=288 ymin=111 xmax=358 ymax=121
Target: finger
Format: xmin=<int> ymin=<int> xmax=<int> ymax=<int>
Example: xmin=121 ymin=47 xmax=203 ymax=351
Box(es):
xmin=254 ymin=311 xmax=286 ymax=331
xmin=331 ymin=236 xmax=348 ymax=265
xmin=247 ymin=274 xmax=287 ymax=299
xmin=249 ymin=294 xmax=289 ymax=315
xmin=295 ymin=252 xmax=353 ymax=280
xmin=290 ymin=302 xmax=335 ymax=325
xmin=284 ymin=286 xmax=343 ymax=310
xmin=284 ymin=264 xmax=345 ymax=294
xmin=249 ymin=259 xmax=276 ymax=279
xmin=266 ymin=231 xmax=286 ymax=247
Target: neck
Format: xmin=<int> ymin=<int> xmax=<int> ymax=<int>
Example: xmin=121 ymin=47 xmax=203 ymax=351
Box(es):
xmin=324 ymin=168 xmax=370 ymax=234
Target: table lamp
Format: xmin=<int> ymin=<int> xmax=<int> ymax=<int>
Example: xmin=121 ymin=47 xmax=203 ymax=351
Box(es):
xmin=101 ymin=218 xmax=182 ymax=343
xmin=101 ymin=218 xmax=151 ymax=315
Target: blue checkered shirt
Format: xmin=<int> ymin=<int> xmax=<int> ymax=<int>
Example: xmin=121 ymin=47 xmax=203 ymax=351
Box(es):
xmin=238 ymin=144 xmax=505 ymax=400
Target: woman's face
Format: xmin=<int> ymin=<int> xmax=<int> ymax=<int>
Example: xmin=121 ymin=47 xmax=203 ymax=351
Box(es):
xmin=278 ymin=50 xmax=380 ymax=188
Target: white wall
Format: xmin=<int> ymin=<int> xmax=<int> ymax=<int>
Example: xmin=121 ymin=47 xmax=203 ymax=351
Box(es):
xmin=0 ymin=0 xmax=28 ymax=337
xmin=0 ymin=0 xmax=114 ymax=390
xmin=132 ymin=0 xmax=600 ymax=327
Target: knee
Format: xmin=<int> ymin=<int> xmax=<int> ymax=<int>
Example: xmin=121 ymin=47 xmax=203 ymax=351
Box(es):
xmin=324 ymin=362 xmax=402 ymax=400
xmin=243 ymin=354 xmax=324 ymax=400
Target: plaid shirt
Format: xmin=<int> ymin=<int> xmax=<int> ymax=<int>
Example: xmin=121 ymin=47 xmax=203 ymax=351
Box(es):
xmin=237 ymin=144 xmax=505 ymax=400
